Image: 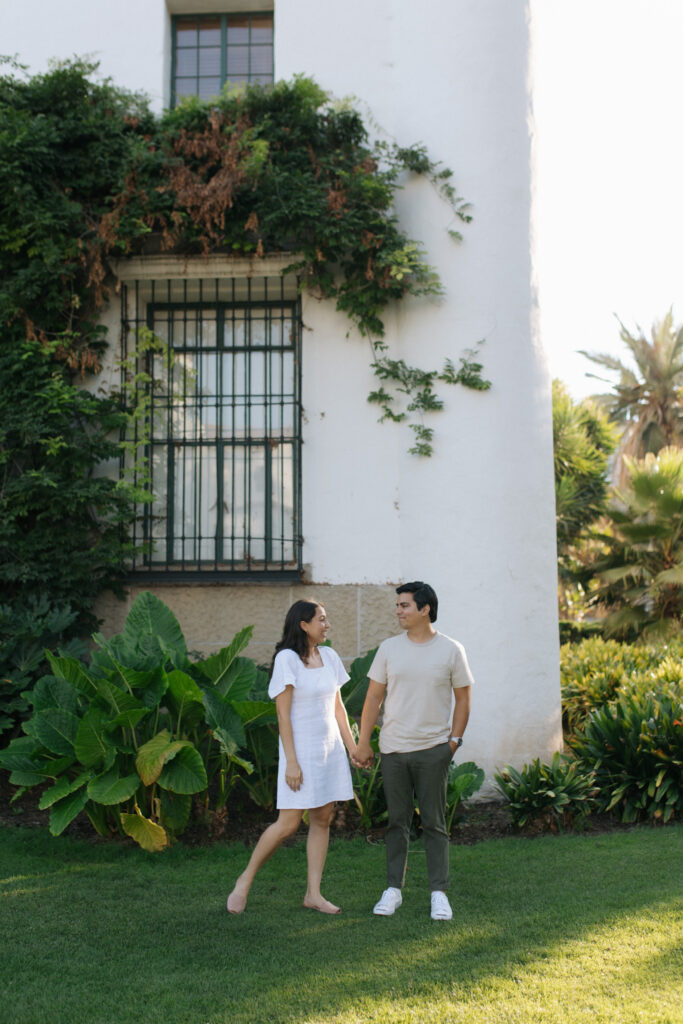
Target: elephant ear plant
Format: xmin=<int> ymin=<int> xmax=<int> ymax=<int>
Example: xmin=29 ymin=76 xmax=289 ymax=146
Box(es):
xmin=0 ymin=592 xmax=269 ymax=850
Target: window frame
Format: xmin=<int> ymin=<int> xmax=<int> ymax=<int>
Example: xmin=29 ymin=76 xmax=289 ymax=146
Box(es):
xmin=121 ymin=275 xmax=302 ymax=582
xmin=171 ymin=10 xmax=274 ymax=106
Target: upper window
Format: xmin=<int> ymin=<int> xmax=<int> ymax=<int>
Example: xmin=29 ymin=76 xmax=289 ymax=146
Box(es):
xmin=172 ymin=12 xmax=274 ymax=104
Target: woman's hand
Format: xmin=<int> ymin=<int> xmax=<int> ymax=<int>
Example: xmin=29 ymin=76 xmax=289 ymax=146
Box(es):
xmin=285 ymin=759 xmax=303 ymax=791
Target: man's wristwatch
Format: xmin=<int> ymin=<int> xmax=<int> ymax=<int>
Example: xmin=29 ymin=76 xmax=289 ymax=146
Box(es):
xmin=449 ymin=736 xmax=463 ymax=749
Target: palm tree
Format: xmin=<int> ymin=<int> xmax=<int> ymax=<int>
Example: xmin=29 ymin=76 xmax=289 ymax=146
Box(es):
xmin=553 ymin=380 xmax=617 ymax=619
xmin=591 ymin=446 xmax=683 ymax=638
xmin=580 ymin=311 xmax=683 ymax=481
xmin=553 ymin=380 xmax=616 ymax=550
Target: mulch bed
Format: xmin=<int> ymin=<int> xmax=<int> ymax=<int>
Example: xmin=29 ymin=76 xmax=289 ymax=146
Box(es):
xmin=0 ymin=774 xmax=657 ymax=849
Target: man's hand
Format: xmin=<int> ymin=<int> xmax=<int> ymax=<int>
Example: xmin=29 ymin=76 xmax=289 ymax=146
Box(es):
xmin=354 ymin=742 xmax=374 ymax=768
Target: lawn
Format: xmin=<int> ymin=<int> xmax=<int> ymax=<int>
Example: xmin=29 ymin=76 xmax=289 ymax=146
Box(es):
xmin=1 ymin=823 xmax=681 ymax=1024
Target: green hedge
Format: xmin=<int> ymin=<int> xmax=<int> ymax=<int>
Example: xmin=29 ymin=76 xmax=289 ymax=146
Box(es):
xmin=496 ymin=636 xmax=683 ymax=828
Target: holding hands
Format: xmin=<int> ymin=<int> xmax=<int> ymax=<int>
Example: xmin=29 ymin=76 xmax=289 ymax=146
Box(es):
xmin=351 ymin=741 xmax=374 ymax=770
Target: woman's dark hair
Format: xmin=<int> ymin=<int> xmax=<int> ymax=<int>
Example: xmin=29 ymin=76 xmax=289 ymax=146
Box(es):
xmin=396 ymin=581 xmax=438 ymax=622
xmin=269 ymin=599 xmax=320 ymax=676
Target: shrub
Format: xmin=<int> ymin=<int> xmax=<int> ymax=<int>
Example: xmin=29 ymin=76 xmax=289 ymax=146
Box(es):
xmin=570 ymin=690 xmax=683 ymax=823
xmin=560 ymin=636 xmax=683 ymax=734
xmin=0 ymin=597 xmax=86 ymax=743
xmin=349 ymin=725 xmax=386 ymax=830
xmin=494 ymin=753 xmax=598 ymax=831
xmin=446 ymin=760 xmax=485 ymax=832
xmin=0 ymin=592 xmax=270 ymax=850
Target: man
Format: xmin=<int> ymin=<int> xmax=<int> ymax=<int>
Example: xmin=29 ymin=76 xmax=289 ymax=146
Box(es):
xmin=355 ymin=581 xmax=473 ymax=921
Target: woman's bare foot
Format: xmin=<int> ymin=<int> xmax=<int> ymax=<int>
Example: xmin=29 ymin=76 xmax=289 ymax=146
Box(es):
xmin=303 ymin=897 xmax=341 ymax=915
xmin=227 ymin=879 xmax=249 ymax=914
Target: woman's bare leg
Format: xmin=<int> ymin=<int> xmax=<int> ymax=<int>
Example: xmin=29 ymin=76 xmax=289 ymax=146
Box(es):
xmin=227 ymin=809 xmax=302 ymax=913
xmin=303 ymin=802 xmax=340 ymax=914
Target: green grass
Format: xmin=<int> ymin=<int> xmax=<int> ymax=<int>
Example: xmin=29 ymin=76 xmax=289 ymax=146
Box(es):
xmin=1 ymin=824 xmax=681 ymax=1024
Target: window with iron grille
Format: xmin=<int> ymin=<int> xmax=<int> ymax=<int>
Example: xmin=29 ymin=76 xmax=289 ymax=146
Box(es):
xmin=172 ymin=11 xmax=274 ymax=104
xmin=121 ymin=275 xmax=302 ymax=579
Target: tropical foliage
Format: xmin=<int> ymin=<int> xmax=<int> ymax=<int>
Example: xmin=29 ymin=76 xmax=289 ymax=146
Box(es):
xmin=553 ymin=379 xmax=617 ymax=550
xmin=0 ymin=592 xmax=273 ymax=849
xmin=590 ymin=446 xmax=683 ymax=637
xmin=494 ymin=753 xmax=598 ymax=830
xmin=570 ymin=690 xmax=682 ymax=823
xmin=581 ymin=310 xmax=683 ymax=481
xmin=553 ymin=380 xmax=617 ymax=619
xmin=0 ymin=598 xmax=86 ymax=741
xmin=497 ymin=636 xmax=683 ymax=829
xmin=560 ymin=634 xmax=683 ymax=733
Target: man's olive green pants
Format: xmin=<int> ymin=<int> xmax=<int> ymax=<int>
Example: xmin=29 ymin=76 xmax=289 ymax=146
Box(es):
xmin=380 ymin=741 xmax=452 ymax=892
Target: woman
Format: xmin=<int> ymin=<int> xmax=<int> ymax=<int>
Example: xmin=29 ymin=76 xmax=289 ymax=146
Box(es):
xmin=227 ymin=600 xmax=357 ymax=915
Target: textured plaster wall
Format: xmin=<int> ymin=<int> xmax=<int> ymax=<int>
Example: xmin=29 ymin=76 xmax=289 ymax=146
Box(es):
xmin=4 ymin=0 xmax=561 ymax=791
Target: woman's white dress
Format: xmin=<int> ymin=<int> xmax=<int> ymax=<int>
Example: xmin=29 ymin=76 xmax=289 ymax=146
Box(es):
xmin=268 ymin=646 xmax=353 ymax=810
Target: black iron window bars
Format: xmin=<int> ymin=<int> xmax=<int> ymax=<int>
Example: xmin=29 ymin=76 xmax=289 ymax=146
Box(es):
xmin=121 ymin=275 xmax=302 ymax=579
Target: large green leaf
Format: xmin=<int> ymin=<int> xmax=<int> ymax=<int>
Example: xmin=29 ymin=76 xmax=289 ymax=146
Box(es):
xmin=123 ymin=591 xmax=187 ymax=665
xmin=134 ymin=668 xmax=168 ymax=710
xmin=232 ymin=699 xmax=277 ymax=727
xmin=39 ymin=770 xmax=93 ymax=810
xmin=0 ymin=736 xmax=42 ymax=773
xmin=95 ymin=680 xmax=150 ymax=728
xmin=157 ymin=744 xmax=208 ymax=794
xmin=160 ymin=789 xmax=192 ymax=832
xmin=199 ymin=626 xmax=254 ymax=689
xmin=87 ymin=767 xmax=140 ymax=805
xmin=120 ymin=806 xmax=169 ymax=852
xmin=74 ymin=707 xmax=114 ymax=768
xmin=45 ymin=653 xmax=97 ymax=697
xmin=202 ymin=689 xmax=246 ymax=752
xmin=31 ymin=675 xmax=80 ymax=715
xmin=10 ymin=769 xmax=46 ymax=786
xmin=136 ymin=730 xmax=188 ymax=786
xmin=341 ymin=647 xmax=377 ymax=717
xmin=166 ymin=669 xmax=204 ymax=710
xmin=32 ymin=708 xmax=80 ymax=756
xmin=49 ymin=786 xmax=89 ymax=836
xmin=106 ymin=660 xmax=166 ymax=699
xmin=222 ymin=657 xmax=258 ymax=702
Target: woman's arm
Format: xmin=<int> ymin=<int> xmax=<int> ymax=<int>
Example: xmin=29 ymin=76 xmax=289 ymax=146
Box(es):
xmin=334 ymin=689 xmax=357 ymax=759
xmin=275 ymin=685 xmax=302 ymax=790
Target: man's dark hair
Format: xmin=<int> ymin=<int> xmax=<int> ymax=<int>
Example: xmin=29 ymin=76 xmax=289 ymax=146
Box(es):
xmin=396 ymin=581 xmax=438 ymax=623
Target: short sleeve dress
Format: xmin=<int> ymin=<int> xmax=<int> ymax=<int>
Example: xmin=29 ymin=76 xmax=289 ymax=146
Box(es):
xmin=268 ymin=646 xmax=354 ymax=810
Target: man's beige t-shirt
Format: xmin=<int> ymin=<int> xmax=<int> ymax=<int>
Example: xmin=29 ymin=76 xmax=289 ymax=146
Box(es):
xmin=368 ymin=631 xmax=474 ymax=754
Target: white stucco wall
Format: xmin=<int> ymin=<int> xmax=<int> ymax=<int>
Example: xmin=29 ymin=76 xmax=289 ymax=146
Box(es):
xmin=0 ymin=0 xmax=170 ymax=109
xmin=1 ymin=0 xmax=561 ymax=787
xmin=277 ymin=0 xmax=561 ymax=778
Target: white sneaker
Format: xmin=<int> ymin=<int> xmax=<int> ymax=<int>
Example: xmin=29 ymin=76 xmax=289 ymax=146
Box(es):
xmin=430 ymin=890 xmax=453 ymax=920
xmin=373 ymin=887 xmax=403 ymax=916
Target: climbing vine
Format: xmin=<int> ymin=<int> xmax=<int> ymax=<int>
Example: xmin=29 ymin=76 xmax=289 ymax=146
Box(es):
xmin=0 ymin=55 xmax=492 ymax=637
xmin=2 ymin=61 xmax=488 ymax=458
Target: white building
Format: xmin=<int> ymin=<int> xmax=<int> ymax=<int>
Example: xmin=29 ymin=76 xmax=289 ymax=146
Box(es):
xmin=0 ymin=0 xmax=561 ymax=787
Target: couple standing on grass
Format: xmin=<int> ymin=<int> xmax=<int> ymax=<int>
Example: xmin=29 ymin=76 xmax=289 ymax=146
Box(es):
xmin=226 ymin=581 xmax=474 ymax=921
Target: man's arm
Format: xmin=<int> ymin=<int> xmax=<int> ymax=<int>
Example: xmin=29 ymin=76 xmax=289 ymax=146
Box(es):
xmin=448 ymin=685 xmax=471 ymax=753
xmin=355 ymin=679 xmax=386 ymax=765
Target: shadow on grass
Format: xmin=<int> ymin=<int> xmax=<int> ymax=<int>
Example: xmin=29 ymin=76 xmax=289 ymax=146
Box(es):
xmin=0 ymin=825 xmax=681 ymax=1024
